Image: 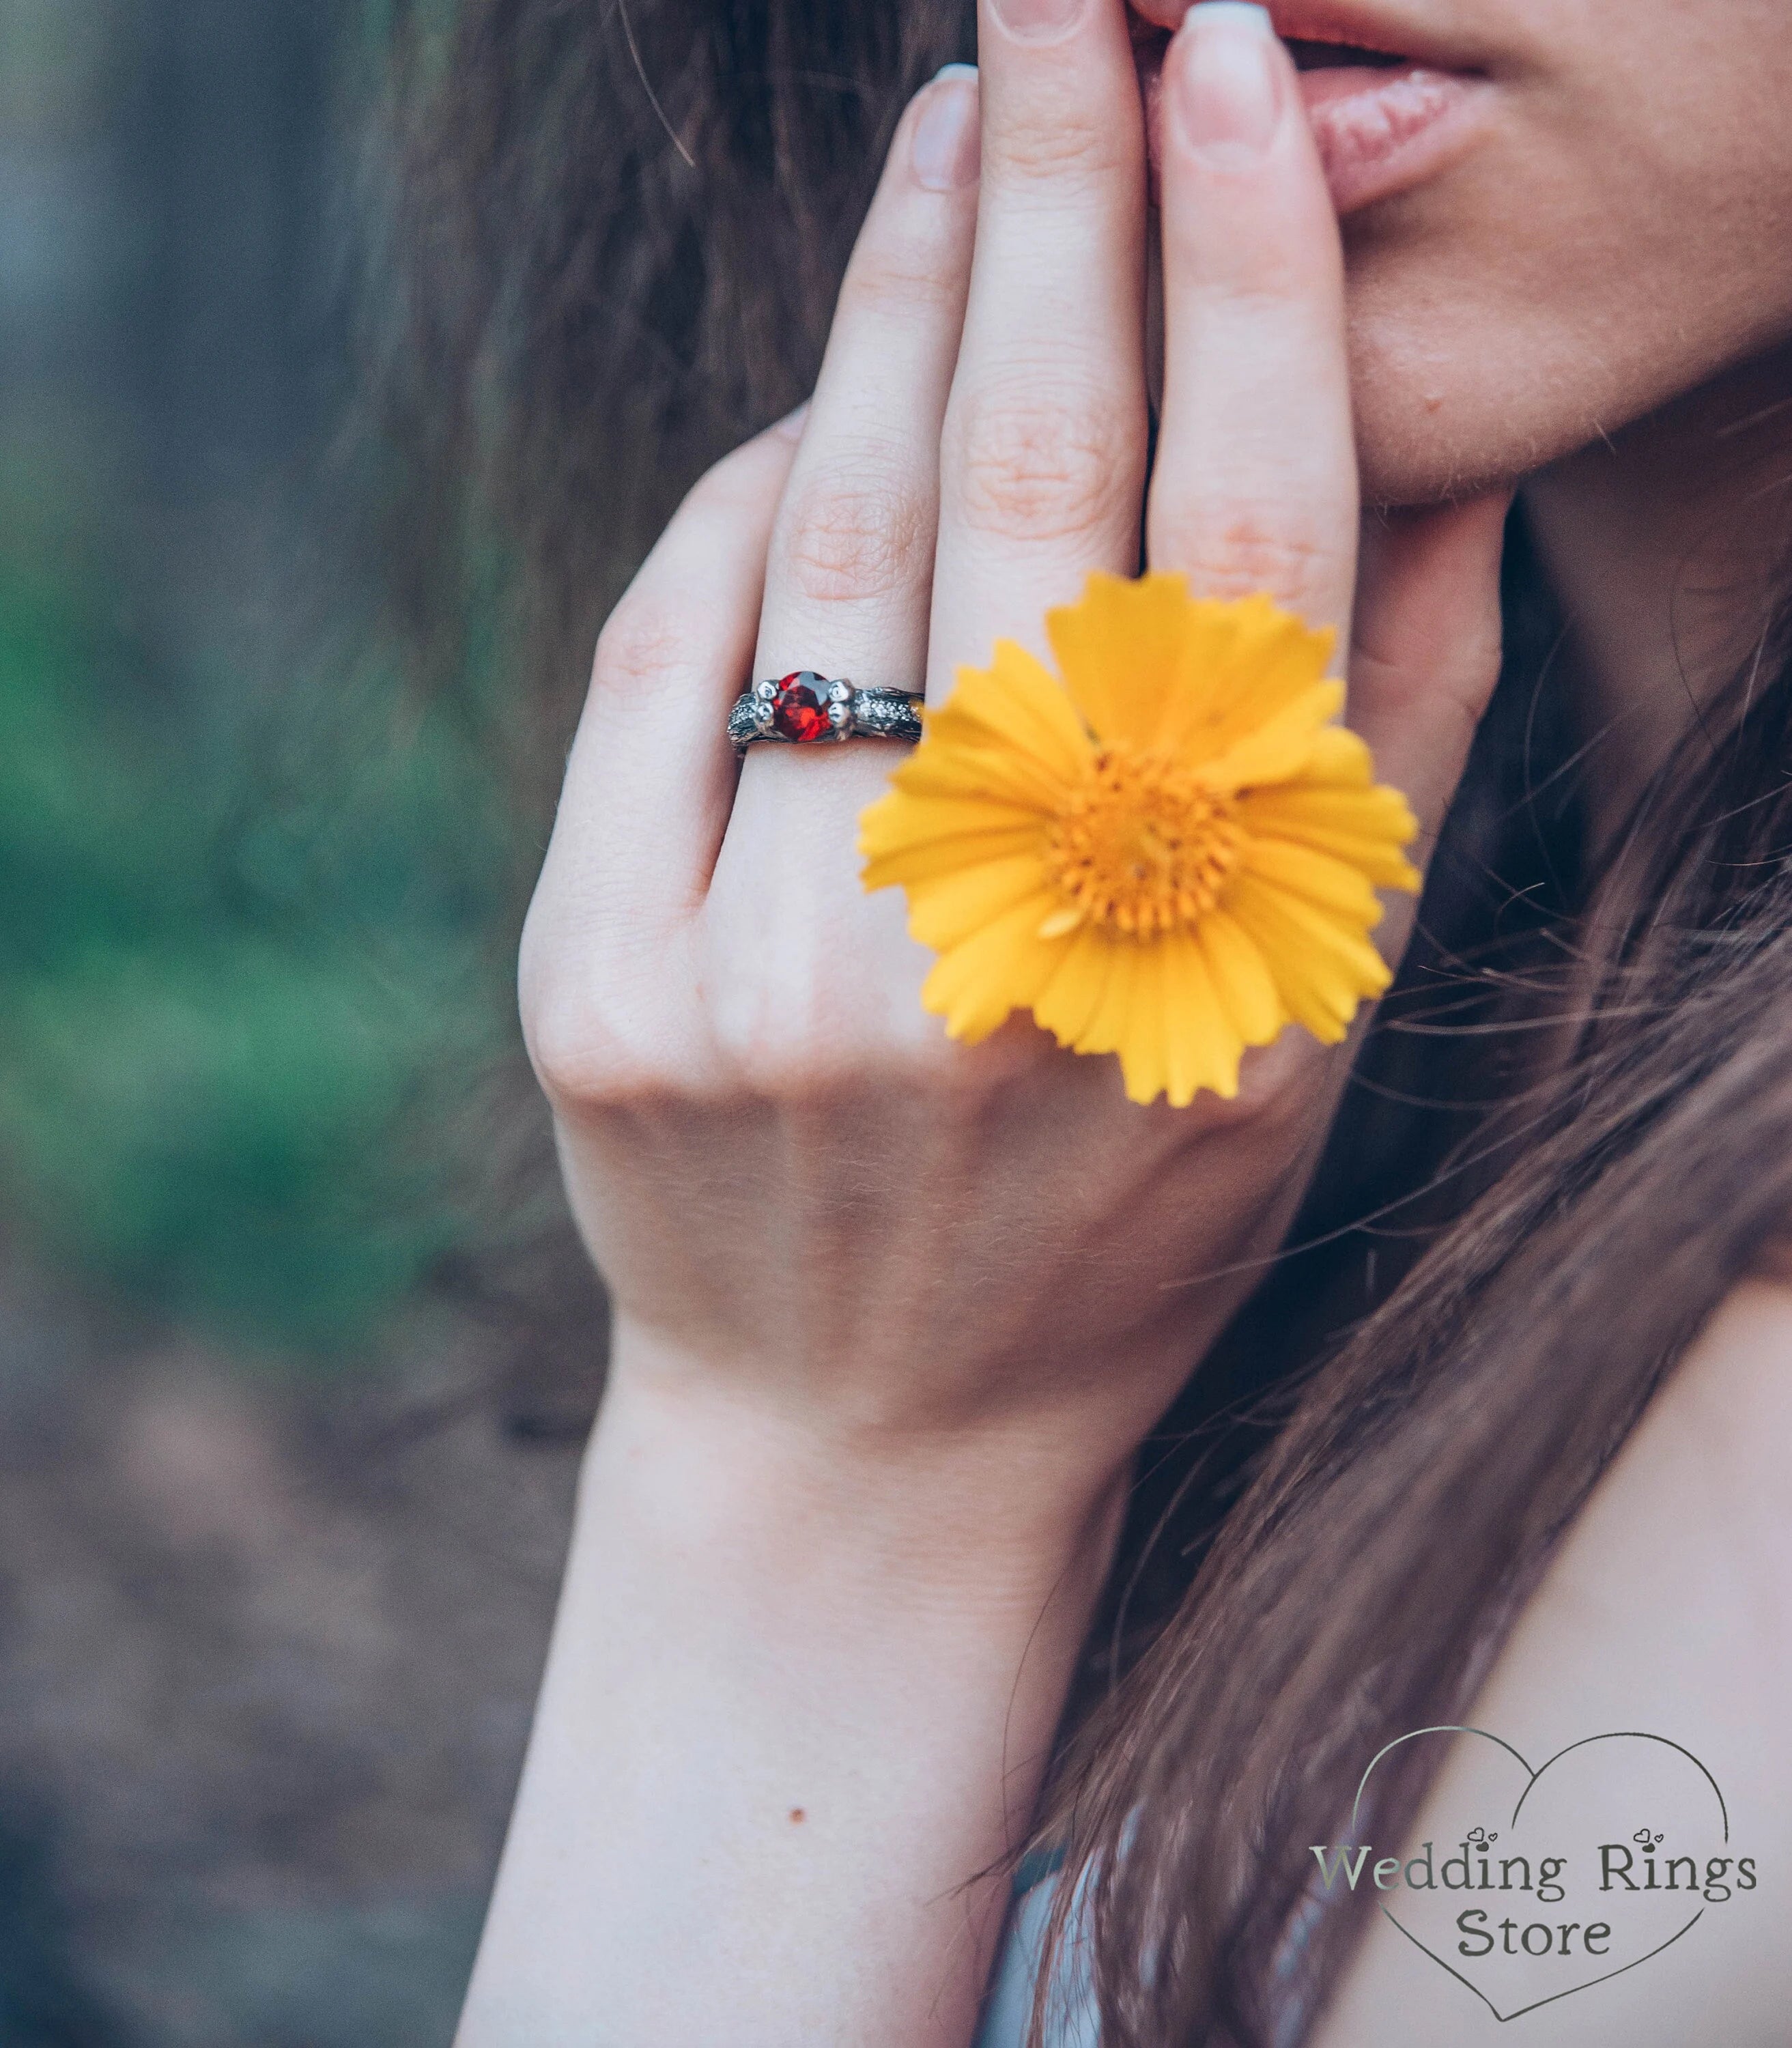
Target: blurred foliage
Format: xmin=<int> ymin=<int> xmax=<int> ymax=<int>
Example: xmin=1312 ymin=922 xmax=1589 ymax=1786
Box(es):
xmin=0 ymin=0 xmax=553 ymax=1377
xmin=0 ymin=503 xmax=524 ymax=1364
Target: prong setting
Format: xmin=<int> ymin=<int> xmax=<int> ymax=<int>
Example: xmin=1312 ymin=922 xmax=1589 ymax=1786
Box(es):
xmin=730 ymin=677 xmax=922 ymax=754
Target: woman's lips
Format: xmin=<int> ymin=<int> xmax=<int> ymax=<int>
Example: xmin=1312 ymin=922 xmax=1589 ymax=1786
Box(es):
xmin=1133 ymin=24 xmax=1489 ymax=216
xmin=1296 ymin=59 xmax=1484 ymax=212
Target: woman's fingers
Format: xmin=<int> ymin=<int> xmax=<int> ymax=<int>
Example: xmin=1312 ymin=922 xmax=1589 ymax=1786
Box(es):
xmin=1349 ymin=492 xmax=1514 ymax=855
xmin=926 ymin=0 xmax=1151 ymax=701
xmin=541 ymin=421 xmax=801 ymax=924
xmin=1152 ymin=8 xmax=1504 ymax=980
xmin=518 ymin=422 xmax=799 ymax=1086
xmin=1149 ymin=3 xmax=1356 ymax=640
xmin=748 ymin=70 xmax=980 ymax=698
xmin=702 ymin=72 xmax=985 ymax=1058
xmin=718 ymin=70 xmax=982 ymax=866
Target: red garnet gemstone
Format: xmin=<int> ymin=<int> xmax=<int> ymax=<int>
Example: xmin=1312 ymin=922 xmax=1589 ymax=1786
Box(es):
xmin=769 ymin=671 xmax=834 ymax=743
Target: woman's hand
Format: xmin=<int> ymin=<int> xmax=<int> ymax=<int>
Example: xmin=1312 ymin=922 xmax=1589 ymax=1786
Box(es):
xmin=466 ymin=7 xmax=1509 ymax=2044
xmin=522 ymin=1 xmax=1505 ymax=1505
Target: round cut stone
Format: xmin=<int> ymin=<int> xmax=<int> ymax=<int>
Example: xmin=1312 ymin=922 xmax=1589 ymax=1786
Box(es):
xmin=769 ymin=671 xmax=835 ymax=743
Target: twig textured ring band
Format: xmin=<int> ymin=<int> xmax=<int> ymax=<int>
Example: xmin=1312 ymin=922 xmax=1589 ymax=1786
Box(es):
xmin=729 ymin=672 xmax=924 ymax=754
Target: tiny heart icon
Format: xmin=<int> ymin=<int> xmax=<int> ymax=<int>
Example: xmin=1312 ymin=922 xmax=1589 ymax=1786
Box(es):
xmin=1307 ymin=1726 xmax=1752 ymax=2021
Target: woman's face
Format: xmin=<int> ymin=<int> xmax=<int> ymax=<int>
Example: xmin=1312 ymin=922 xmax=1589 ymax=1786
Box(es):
xmin=1128 ymin=0 xmax=1792 ymax=503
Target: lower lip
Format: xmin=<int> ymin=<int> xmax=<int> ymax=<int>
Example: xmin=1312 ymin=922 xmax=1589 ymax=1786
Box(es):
xmin=1140 ymin=52 xmax=1488 ymax=216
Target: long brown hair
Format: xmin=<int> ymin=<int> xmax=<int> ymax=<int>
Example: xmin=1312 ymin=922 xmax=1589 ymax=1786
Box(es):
xmin=368 ymin=3 xmax=1792 ymax=2039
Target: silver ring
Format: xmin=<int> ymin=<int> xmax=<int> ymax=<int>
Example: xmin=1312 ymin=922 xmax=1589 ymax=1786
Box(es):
xmin=729 ymin=672 xmax=924 ymax=754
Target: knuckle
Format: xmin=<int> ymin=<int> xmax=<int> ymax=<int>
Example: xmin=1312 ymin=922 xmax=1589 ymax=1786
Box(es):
xmin=950 ymin=382 xmax=1136 ymax=544
xmin=700 ymin=951 xmax=955 ymax=1108
xmin=592 ymin=595 xmax=692 ymax=696
xmin=988 ymin=99 xmax=1134 ymax=189
xmin=522 ymin=982 xmax=619 ymax=1107
xmin=1186 ymin=259 xmax=1318 ymax=322
xmin=702 ymin=972 xmax=844 ymax=1099
xmin=522 ymin=916 xmax=694 ymax=1109
xmin=525 ymin=982 xmax=685 ymax=1112
xmin=715 ymin=1027 xmax=943 ymax=1112
xmin=778 ymin=461 xmax=930 ymax=608
xmin=1163 ymin=509 xmax=1335 ymax=608
xmin=840 ymin=240 xmax=963 ymax=319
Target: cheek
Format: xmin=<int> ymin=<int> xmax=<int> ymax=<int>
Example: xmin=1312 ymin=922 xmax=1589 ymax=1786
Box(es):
xmin=1341 ymin=72 xmax=1792 ymax=504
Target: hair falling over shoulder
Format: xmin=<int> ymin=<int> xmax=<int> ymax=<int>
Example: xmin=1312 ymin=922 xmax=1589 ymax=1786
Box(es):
xmin=369 ymin=3 xmax=1792 ymax=2038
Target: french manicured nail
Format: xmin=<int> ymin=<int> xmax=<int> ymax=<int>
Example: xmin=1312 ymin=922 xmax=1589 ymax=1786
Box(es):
xmin=912 ymin=70 xmax=981 ymax=191
xmin=989 ymin=0 xmax=1087 ymax=48
xmin=1176 ymin=3 xmax=1282 ymax=163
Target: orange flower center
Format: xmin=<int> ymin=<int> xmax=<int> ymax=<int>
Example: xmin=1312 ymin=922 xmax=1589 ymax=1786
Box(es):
xmin=1042 ymin=745 xmax=1243 ymax=940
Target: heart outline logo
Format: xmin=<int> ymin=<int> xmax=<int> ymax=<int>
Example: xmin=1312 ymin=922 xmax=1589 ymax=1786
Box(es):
xmin=1351 ymin=1726 xmax=1729 ymax=2023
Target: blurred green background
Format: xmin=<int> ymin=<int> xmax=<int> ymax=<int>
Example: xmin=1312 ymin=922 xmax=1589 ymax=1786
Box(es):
xmin=0 ymin=3 xmax=597 ymax=2039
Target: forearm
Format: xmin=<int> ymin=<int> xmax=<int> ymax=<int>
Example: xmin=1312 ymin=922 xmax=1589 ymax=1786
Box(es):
xmin=456 ymin=1324 xmax=1127 ymax=2048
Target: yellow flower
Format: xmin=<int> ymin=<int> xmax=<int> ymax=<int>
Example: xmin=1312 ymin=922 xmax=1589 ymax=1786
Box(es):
xmin=857 ymin=571 xmax=1420 ymax=1107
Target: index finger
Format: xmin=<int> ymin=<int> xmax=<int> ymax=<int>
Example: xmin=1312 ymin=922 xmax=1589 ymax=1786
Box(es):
xmin=1146 ymin=3 xmax=1356 ymax=642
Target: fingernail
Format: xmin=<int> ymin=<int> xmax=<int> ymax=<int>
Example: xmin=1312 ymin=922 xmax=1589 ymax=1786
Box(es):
xmin=1176 ymin=3 xmax=1282 ymax=165
xmin=912 ymin=71 xmax=981 ymax=191
xmin=989 ymin=0 xmax=1086 ymax=48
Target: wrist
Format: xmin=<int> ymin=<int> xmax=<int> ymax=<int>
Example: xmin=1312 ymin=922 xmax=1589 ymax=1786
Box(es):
xmin=586 ymin=1317 xmax=1132 ymax=1623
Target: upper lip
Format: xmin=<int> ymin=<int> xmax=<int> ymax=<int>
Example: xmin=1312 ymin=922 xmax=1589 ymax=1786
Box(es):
xmin=1128 ymin=1 xmax=1483 ymax=77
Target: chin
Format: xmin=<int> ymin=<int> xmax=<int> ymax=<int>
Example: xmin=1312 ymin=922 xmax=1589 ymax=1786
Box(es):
xmin=1343 ymin=301 xmax=1540 ymax=508
xmin=1337 ymin=218 xmax=1678 ymax=509
xmin=1343 ymin=257 xmax=1791 ymax=509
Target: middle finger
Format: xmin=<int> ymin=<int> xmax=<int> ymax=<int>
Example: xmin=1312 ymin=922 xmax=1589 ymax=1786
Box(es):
xmin=928 ymin=0 xmax=1152 ymax=702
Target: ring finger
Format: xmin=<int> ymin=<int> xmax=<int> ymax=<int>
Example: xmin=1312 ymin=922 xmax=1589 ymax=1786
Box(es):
xmin=715 ymin=68 xmax=982 ymax=886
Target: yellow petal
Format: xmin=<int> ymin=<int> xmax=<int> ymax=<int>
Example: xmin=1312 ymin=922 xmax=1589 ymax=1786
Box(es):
xmin=930 ymin=641 xmax=1092 ymax=782
xmin=1284 ymin=723 xmax=1376 ymax=788
xmin=1236 ymin=793 xmax=1419 ymax=890
xmin=1240 ymin=778 xmax=1412 ymax=835
xmin=1036 ymin=903 xmax=1086 ymax=940
xmin=1200 ymin=681 xmax=1345 ymax=793
xmin=1075 ymin=937 xmax=1140 ymax=1056
xmin=892 ymin=741 xmax=1069 ymax=814
xmin=861 ymin=788 xmax=1039 ymax=851
xmin=906 ymin=853 xmax=1053 ymax=951
xmin=1032 ymin=922 xmax=1112 ymax=1047
xmin=1195 ymin=908 xmax=1285 ymax=1049
xmin=1244 ymin=836 xmax=1385 ymax=926
xmin=859 ymin=782 xmax=1046 ymax=892
xmin=1159 ymin=597 xmax=1337 ymax=758
xmin=1258 ymin=831 xmax=1419 ymax=895
xmin=1117 ymin=941 xmax=1169 ymax=1106
xmin=921 ymin=891 xmax=1066 ymax=1043
xmin=861 ymin=822 xmax=1049 ymax=890
xmin=1227 ymin=872 xmax=1390 ymax=1044
xmin=1160 ymin=933 xmax=1244 ymax=1104
xmin=1048 ymin=569 xmax=1192 ymax=750
xmin=1253 ymin=873 xmax=1392 ymax=980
